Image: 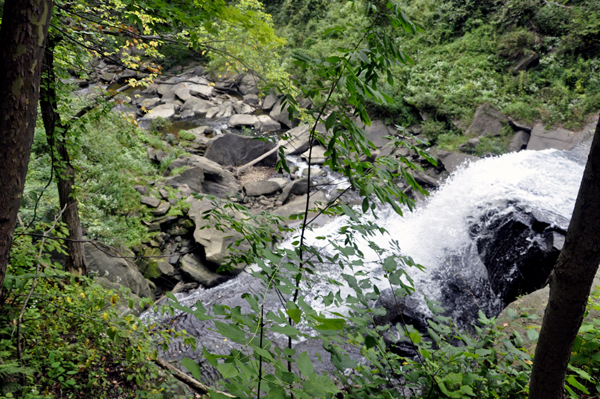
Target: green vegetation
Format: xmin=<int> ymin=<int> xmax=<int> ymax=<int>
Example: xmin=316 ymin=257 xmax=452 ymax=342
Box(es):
xmin=3 ymin=0 xmax=600 ymax=398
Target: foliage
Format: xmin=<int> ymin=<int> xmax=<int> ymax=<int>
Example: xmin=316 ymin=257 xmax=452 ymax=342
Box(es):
xmin=0 ymin=223 xmax=184 ymax=398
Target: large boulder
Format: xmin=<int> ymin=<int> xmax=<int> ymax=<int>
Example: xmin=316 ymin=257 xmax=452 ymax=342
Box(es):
xmin=165 ymin=155 xmax=241 ymax=197
xmin=228 ymin=114 xmax=258 ymax=128
xmin=437 ymin=151 xmax=478 ymax=174
xmin=254 ymin=115 xmax=281 ymax=133
xmin=180 ymin=253 xmax=232 ymax=288
xmin=204 ymin=133 xmax=278 ymax=167
xmin=301 ymin=145 xmax=328 ymax=165
xmin=85 ymin=243 xmax=154 ymax=299
xmin=269 ymin=99 xmax=295 ymax=129
xmin=180 ymin=97 xmax=213 ymax=115
xmin=141 ymin=102 xmax=177 ymax=120
xmin=279 ymin=125 xmax=311 ymax=155
xmin=243 ymin=180 xmax=281 ymax=197
xmin=187 ymin=197 xmax=247 ymax=268
xmin=510 ymin=52 xmax=539 ymax=75
xmin=273 ymin=190 xmax=328 ymax=224
xmin=466 ymin=104 xmax=509 ymax=137
xmin=355 ymin=119 xmax=394 ymax=148
xmin=469 ymin=206 xmax=568 ymax=303
xmin=526 ymin=124 xmax=582 ymax=151
xmin=507 ymin=130 xmax=531 ymax=152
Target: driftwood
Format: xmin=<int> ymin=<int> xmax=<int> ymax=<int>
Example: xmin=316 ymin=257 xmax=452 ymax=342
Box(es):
xmin=236 ymin=144 xmax=281 ymax=175
xmin=154 ymin=357 xmax=235 ymax=398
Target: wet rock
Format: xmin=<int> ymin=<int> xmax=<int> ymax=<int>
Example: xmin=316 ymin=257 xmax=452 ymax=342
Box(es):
xmin=277 ymin=178 xmax=309 ymax=204
xmin=166 ymin=167 xmax=205 ymax=194
xmin=141 ymin=196 xmax=161 ymax=208
xmin=268 ymin=178 xmax=289 ymax=189
xmin=507 ymin=130 xmax=531 ymax=152
xmin=243 ymin=180 xmax=281 ymax=197
xmin=204 ymin=133 xmax=277 ymax=167
xmin=466 ymin=104 xmax=509 ymax=138
xmin=165 ymin=155 xmax=241 ymax=197
xmin=469 ymin=205 xmax=568 ymax=303
xmin=301 ymin=167 xmax=327 ymax=177
xmin=140 ymin=97 xmax=160 ymax=109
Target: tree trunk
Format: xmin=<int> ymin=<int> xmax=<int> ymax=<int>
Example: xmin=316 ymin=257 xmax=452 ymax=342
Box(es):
xmin=39 ymin=36 xmax=87 ymax=276
xmin=0 ymin=0 xmax=54 ymax=295
xmin=530 ymin=119 xmax=600 ymax=399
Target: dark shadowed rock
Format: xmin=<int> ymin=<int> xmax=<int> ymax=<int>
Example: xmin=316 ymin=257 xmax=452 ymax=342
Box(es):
xmin=180 ymin=254 xmax=232 ymax=288
xmin=507 ymin=130 xmax=531 ymax=152
xmin=510 ymin=52 xmax=539 ymax=75
xmin=469 ymin=205 xmax=568 ymax=303
xmin=204 ymin=133 xmax=277 ymax=167
xmin=437 ymin=151 xmax=478 ymax=174
xmin=279 ymin=125 xmax=311 ymax=155
xmin=166 ymin=167 xmax=205 ymax=194
xmin=278 ymin=178 xmax=309 ymax=204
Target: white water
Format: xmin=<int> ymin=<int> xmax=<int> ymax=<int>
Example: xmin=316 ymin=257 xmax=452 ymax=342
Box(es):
xmin=289 ymin=144 xmax=589 ymax=312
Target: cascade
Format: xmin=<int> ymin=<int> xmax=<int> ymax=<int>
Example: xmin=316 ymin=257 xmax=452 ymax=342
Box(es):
xmin=141 ymin=142 xmax=590 ymax=377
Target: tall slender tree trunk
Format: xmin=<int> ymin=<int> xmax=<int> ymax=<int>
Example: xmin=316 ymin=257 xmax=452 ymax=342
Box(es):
xmin=40 ymin=36 xmax=87 ymax=276
xmin=530 ymin=119 xmax=600 ymax=399
xmin=0 ymin=0 xmax=54 ymax=295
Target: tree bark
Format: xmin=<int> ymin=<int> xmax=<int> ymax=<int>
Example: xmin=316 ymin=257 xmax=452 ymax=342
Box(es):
xmin=530 ymin=119 xmax=600 ymax=399
xmin=40 ymin=36 xmax=87 ymax=276
xmin=0 ymin=0 xmax=54 ymax=295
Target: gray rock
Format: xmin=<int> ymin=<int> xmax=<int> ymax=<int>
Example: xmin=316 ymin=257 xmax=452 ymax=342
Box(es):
xmin=141 ymin=196 xmax=161 ymax=208
xmin=268 ymin=178 xmax=289 ymax=189
xmin=279 ymin=125 xmax=311 ymax=155
xmin=85 ymin=243 xmax=153 ymax=298
xmin=262 ymin=93 xmax=279 ymax=111
xmin=159 ymin=189 xmax=170 ymax=200
xmin=173 ymin=82 xmax=214 ymax=102
xmin=356 ymin=119 xmax=394 ymax=148
xmin=243 ymin=93 xmax=259 ymax=105
xmin=165 ymin=155 xmax=241 ymax=198
xmin=278 ymin=178 xmax=309 ymax=204
xmin=157 ymin=261 xmax=176 ymax=278
xmin=134 ymin=185 xmax=149 ymax=196
xmin=166 ymin=167 xmax=205 ymax=194
xmin=141 ymin=102 xmax=177 ymax=120
xmin=204 ymin=133 xmax=277 ymax=167
xmin=509 ymin=120 xmax=533 ymax=133
xmin=243 ymin=180 xmax=281 ymax=197
xmin=228 ymin=114 xmax=258 ymax=128
xmin=151 ymin=201 xmax=171 ymax=216
xmin=205 ymin=106 xmax=220 ymax=119
xmin=273 ymin=191 xmax=328 ymax=224
xmin=510 ymin=52 xmax=539 ymax=75
xmin=180 ymin=254 xmax=231 ymax=288
xmin=438 ymin=151 xmax=478 ymax=174
xmin=254 ymin=115 xmax=281 ymax=133
xmin=301 ymin=145 xmax=328 ymax=165
xmin=181 ymin=97 xmax=213 ymax=115
xmin=187 ymin=197 xmax=248 ymax=268
xmin=94 ymin=277 xmax=145 ymax=317
xmin=270 ymin=99 xmax=294 ymax=128
xmin=302 ymin=168 xmax=327 ymax=177
xmin=507 ymin=130 xmax=531 ymax=152
xmin=411 ymin=171 xmax=440 ymax=188
xmin=140 ymin=97 xmax=160 ymax=109
xmin=466 ymin=104 xmax=508 ymax=137
xmin=238 ymin=74 xmax=259 ymax=95
xmin=100 ymin=72 xmax=116 ymax=82
xmin=527 ymin=125 xmax=578 ymax=151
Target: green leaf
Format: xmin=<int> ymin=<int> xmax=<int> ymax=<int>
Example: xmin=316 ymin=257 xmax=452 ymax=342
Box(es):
xmin=302 ymin=373 xmax=339 ymax=397
xmin=286 ymin=308 xmax=302 ymax=324
xmin=182 ymin=357 xmax=203 ymax=381
xmin=297 ymin=351 xmax=314 ymax=376
xmin=527 ymin=329 xmax=539 ymax=341
xmin=566 ymin=375 xmax=590 ymax=394
xmin=217 ymin=362 xmax=239 ymax=379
